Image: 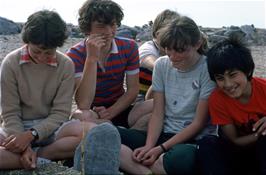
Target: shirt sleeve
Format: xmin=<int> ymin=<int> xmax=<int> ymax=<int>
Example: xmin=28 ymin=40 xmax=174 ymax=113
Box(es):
xmin=0 ymin=55 xmax=24 ymax=135
xmin=125 ymin=40 xmax=140 ymax=75
xmin=139 ymin=41 xmax=159 ymax=63
xmin=199 ymin=61 xmax=216 ymax=100
xmin=66 ymin=41 xmax=86 ymax=78
xmin=152 ymin=57 xmax=165 ymax=92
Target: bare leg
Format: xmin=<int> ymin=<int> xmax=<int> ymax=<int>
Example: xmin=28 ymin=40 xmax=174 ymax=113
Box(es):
xmin=37 ymin=120 xmax=97 ymax=160
xmin=0 ymin=134 xmax=6 ymax=145
xmin=130 ymin=113 xmax=151 ymax=131
xmin=150 ymin=154 xmax=167 ymax=174
xmin=72 ymin=109 xmax=110 ymax=124
xmin=119 ymin=145 xmax=152 ymax=175
xmin=0 ymin=147 xmax=23 ymax=169
xmin=128 ymin=99 xmax=153 ymax=128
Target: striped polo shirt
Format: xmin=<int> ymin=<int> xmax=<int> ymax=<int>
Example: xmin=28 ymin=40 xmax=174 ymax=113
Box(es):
xmin=66 ymin=36 xmax=139 ymax=106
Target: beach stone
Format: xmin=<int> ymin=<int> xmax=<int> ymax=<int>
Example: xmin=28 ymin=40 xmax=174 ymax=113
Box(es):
xmin=0 ymin=162 xmax=80 ymax=175
xmin=0 ymin=17 xmax=21 ymax=35
xmin=74 ymin=123 xmax=121 ymax=175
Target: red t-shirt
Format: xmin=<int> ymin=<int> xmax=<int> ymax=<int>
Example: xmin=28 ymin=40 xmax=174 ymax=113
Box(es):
xmin=209 ymin=77 xmax=266 ymax=135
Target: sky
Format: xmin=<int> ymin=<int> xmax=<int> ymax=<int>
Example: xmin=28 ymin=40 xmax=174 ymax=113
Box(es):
xmin=0 ymin=0 xmax=265 ymax=28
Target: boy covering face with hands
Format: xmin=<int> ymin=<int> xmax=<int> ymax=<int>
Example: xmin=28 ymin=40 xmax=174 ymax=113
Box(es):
xmin=67 ymin=0 xmax=140 ymax=128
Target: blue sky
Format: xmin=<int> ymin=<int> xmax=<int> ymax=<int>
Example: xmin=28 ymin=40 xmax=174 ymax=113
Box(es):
xmin=0 ymin=0 xmax=265 ymax=28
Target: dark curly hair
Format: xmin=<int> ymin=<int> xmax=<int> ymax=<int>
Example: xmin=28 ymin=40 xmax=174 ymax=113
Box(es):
xmin=78 ymin=0 xmax=124 ymax=35
xmin=21 ymin=10 xmax=68 ymax=48
xmin=207 ymin=35 xmax=254 ymax=81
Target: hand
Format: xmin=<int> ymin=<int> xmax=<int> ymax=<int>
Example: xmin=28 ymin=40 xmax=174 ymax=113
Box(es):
xmin=93 ymin=106 xmax=112 ymax=120
xmin=0 ymin=134 xmax=5 ymax=146
xmin=140 ymin=146 xmax=163 ymax=166
xmin=2 ymin=131 xmax=33 ymax=153
xmin=253 ymin=117 xmax=266 ymax=136
xmin=132 ymin=145 xmax=152 ymax=163
xmin=85 ymin=34 xmax=107 ymax=61
xmin=20 ymin=146 xmax=37 ymax=169
xmin=73 ymin=109 xmax=99 ymax=122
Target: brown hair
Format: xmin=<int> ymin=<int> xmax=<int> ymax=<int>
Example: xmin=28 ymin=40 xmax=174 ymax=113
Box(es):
xmin=158 ymin=15 xmax=208 ymax=54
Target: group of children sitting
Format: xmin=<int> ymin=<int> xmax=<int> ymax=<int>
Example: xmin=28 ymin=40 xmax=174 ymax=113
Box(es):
xmin=0 ymin=0 xmax=265 ymax=174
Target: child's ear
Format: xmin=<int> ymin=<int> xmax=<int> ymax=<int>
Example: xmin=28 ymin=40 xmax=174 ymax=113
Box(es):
xmin=195 ymin=40 xmax=202 ymax=50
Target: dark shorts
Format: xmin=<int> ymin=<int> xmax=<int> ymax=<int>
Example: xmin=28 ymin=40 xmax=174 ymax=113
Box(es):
xmin=92 ymin=105 xmax=133 ymax=128
xmin=117 ymin=127 xmax=198 ymax=175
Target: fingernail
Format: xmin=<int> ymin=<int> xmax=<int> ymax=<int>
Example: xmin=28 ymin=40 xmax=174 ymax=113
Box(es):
xmin=255 ymin=133 xmax=258 ymax=137
xmin=253 ymin=128 xmax=256 ymax=131
xmin=263 ymin=132 xmax=266 ymax=135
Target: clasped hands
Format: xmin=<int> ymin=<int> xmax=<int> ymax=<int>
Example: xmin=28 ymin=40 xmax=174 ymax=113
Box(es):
xmin=1 ymin=132 xmax=37 ymax=169
xmin=132 ymin=145 xmax=164 ymax=166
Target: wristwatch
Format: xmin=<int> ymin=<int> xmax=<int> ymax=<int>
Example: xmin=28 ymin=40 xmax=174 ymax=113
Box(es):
xmin=30 ymin=128 xmax=39 ymax=141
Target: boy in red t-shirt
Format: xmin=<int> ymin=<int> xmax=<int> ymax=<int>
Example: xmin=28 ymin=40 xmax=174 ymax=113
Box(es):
xmin=198 ymin=36 xmax=266 ymax=175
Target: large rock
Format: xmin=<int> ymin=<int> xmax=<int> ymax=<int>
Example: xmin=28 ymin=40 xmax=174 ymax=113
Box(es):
xmin=0 ymin=17 xmax=21 ymax=35
xmin=116 ymin=25 xmax=141 ymax=39
xmin=74 ymin=123 xmax=121 ymax=175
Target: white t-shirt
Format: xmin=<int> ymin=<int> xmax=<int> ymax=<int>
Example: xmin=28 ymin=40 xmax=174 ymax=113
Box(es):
xmin=152 ymin=55 xmax=217 ymax=139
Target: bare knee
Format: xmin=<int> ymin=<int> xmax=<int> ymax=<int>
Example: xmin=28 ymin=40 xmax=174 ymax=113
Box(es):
xmin=130 ymin=114 xmax=150 ymax=131
xmin=71 ymin=109 xmax=98 ymax=121
xmin=128 ymin=100 xmax=152 ymax=126
xmin=56 ymin=120 xmax=97 ymax=140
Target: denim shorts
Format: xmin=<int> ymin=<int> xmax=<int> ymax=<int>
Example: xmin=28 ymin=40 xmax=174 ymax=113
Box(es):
xmin=0 ymin=119 xmax=62 ymax=147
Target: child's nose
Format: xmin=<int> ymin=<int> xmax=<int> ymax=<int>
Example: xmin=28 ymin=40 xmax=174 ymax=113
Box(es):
xmin=224 ymin=78 xmax=233 ymax=88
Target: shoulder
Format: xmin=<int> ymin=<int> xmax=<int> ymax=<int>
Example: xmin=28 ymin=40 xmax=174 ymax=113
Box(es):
xmin=252 ymin=77 xmax=266 ymax=95
xmin=154 ymin=56 xmax=170 ymax=71
xmin=1 ymin=47 xmax=22 ymax=67
xmin=114 ymin=37 xmax=138 ymax=48
xmin=155 ymin=55 xmax=169 ymax=65
xmin=66 ymin=40 xmax=86 ymax=57
xmin=197 ymin=55 xmax=208 ymax=68
xmin=56 ymin=51 xmax=74 ymax=70
xmin=139 ymin=41 xmax=160 ymax=58
xmin=139 ymin=41 xmax=155 ymax=49
xmin=253 ymin=77 xmax=266 ymax=86
xmin=196 ymin=55 xmax=211 ymax=76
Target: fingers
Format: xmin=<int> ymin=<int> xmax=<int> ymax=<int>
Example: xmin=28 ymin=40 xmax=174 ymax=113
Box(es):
xmin=133 ymin=148 xmax=148 ymax=162
xmin=253 ymin=117 xmax=266 ymax=136
xmin=3 ymin=136 xmax=28 ymax=153
xmin=20 ymin=148 xmax=37 ymax=169
xmin=256 ymin=123 xmax=266 ymax=136
xmin=31 ymin=152 xmax=37 ymax=168
xmin=142 ymin=155 xmax=155 ymax=166
xmin=92 ymin=106 xmax=105 ymax=113
xmin=93 ymin=106 xmax=110 ymax=119
xmin=85 ymin=34 xmax=107 ymax=53
xmin=132 ymin=149 xmax=142 ymax=162
xmin=2 ymin=135 xmax=15 ymax=146
xmin=3 ymin=137 xmax=20 ymax=152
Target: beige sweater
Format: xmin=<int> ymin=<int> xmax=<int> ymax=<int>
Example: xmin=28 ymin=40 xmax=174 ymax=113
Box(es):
xmin=0 ymin=47 xmax=75 ymax=140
